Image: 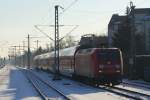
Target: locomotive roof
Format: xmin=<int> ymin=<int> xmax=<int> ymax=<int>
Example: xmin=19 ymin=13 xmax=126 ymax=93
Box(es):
xmin=34 ymin=46 xmax=78 ymax=60
xmin=34 ymin=47 xmax=120 ymax=60
xmin=60 ymin=46 xmax=78 ymax=57
xmin=79 ymin=47 xmax=119 ymax=50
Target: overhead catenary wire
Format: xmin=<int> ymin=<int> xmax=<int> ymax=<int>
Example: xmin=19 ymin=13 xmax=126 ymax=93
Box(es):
xmin=65 ymin=0 xmax=149 ymax=15
xmin=35 ymin=24 xmax=79 ymax=41
xmin=47 ymin=0 xmax=78 ymax=24
xmin=33 ymin=0 xmax=79 ymax=44
xmin=59 ymin=25 xmax=79 ymax=41
xmin=34 ymin=0 xmax=147 ymax=47
xmin=60 ymin=0 xmax=78 ymax=14
xmin=34 ymin=25 xmax=54 ymax=41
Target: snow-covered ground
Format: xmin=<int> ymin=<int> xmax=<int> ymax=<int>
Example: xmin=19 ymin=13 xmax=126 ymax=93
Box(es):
xmin=0 ymin=65 xmax=41 ymax=100
xmin=1 ymin=65 xmax=150 ymax=100
xmin=31 ymin=69 xmax=128 ymax=100
xmin=123 ymin=79 xmax=150 ymax=87
xmin=117 ymin=83 xmax=150 ymax=95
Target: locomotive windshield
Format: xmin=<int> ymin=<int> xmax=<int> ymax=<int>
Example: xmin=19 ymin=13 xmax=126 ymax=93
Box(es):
xmin=97 ymin=50 xmax=120 ymax=62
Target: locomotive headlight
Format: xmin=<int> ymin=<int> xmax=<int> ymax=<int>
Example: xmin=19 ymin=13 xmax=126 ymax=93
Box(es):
xmin=115 ymin=65 xmax=120 ymax=69
xmin=99 ymin=70 xmax=102 ymax=72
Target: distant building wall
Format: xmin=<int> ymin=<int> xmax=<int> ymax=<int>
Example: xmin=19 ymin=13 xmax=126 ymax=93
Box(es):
xmin=108 ymin=14 xmax=126 ymax=47
xmin=108 ymin=8 xmax=150 ymax=54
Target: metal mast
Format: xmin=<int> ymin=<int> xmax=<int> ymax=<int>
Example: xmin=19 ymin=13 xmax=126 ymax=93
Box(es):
xmin=27 ymin=34 xmax=31 ymax=69
xmin=22 ymin=41 xmax=25 ymax=67
xmin=53 ymin=5 xmax=61 ymax=80
xmin=129 ymin=1 xmax=136 ymax=78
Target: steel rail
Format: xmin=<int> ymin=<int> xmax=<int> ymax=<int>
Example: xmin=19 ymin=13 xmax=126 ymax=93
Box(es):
xmin=101 ymin=85 xmax=150 ymax=100
xmin=96 ymin=85 xmax=142 ymax=100
xmin=112 ymin=86 xmax=150 ymax=97
xmin=122 ymin=81 xmax=150 ymax=89
xmin=18 ymin=68 xmax=70 ymax=100
xmin=23 ymin=68 xmax=149 ymax=100
xmin=28 ymin=70 xmax=70 ymax=100
xmin=22 ymin=70 xmax=48 ymax=100
xmin=35 ymin=69 xmax=147 ymax=100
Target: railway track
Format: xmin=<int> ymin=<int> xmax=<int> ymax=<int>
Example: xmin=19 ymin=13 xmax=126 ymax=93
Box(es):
xmin=71 ymin=76 xmax=150 ymax=99
xmin=98 ymin=85 xmax=150 ymax=100
xmin=22 ymin=69 xmax=70 ymax=100
xmin=136 ymin=81 xmax=150 ymax=86
xmin=34 ymin=69 xmax=150 ymax=100
xmin=20 ymin=68 xmax=150 ymax=100
xmin=123 ymin=81 xmax=150 ymax=89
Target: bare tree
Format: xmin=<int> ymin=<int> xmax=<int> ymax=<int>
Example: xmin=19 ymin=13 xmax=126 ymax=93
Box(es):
xmin=65 ymin=35 xmax=76 ymax=47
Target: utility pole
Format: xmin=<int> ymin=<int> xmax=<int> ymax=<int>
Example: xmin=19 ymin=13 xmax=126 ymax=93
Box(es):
xmin=22 ymin=41 xmax=25 ymax=67
xmin=36 ymin=40 xmax=39 ymax=50
xmin=18 ymin=45 xmax=21 ymax=66
xmin=27 ymin=34 xmax=31 ymax=69
xmin=11 ymin=45 xmax=26 ymax=67
xmin=14 ymin=47 xmax=17 ymax=66
xmin=26 ymin=35 xmax=45 ymax=69
xmin=11 ymin=46 xmax=17 ymax=66
xmin=34 ymin=40 xmax=40 ymax=52
xmin=129 ymin=1 xmax=136 ymax=79
xmin=53 ymin=5 xmax=61 ymax=80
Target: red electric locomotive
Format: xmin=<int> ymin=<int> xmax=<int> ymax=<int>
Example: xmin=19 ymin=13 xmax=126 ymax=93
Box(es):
xmin=33 ymin=46 xmax=123 ymax=85
xmin=74 ymin=48 xmax=123 ymax=85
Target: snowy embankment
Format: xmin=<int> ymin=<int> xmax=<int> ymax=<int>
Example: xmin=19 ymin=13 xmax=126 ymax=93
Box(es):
xmin=0 ymin=65 xmax=41 ymax=100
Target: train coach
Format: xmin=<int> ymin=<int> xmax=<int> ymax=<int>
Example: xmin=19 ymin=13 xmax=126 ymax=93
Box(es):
xmin=33 ymin=46 xmax=123 ymax=85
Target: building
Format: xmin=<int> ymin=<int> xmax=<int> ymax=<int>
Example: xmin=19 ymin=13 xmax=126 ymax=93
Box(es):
xmin=108 ymin=8 xmax=150 ymax=54
xmin=108 ymin=14 xmax=127 ymax=47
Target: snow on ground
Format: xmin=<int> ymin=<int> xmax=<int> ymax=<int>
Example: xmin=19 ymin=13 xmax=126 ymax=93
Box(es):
xmin=3 ymin=65 xmax=148 ymax=100
xmin=121 ymin=79 xmax=150 ymax=97
xmin=123 ymin=79 xmax=150 ymax=87
xmin=31 ymin=70 xmax=128 ymax=100
xmin=0 ymin=65 xmax=41 ymax=100
xmin=117 ymin=83 xmax=150 ymax=95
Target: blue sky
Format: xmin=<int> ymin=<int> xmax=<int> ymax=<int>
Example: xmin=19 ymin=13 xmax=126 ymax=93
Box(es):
xmin=0 ymin=0 xmax=150 ymax=57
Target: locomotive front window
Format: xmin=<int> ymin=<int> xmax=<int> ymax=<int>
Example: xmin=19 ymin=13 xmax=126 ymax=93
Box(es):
xmin=97 ymin=50 xmax=120 ymax=62
xmin=78 ymin=48 xmax=92 ymax=54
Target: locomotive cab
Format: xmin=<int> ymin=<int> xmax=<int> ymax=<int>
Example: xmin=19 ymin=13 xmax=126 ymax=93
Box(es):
xmin=94 ymin=48 xmax=123 ymax=85
xmin=75 ymin=48 xmax=123 ymax=85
